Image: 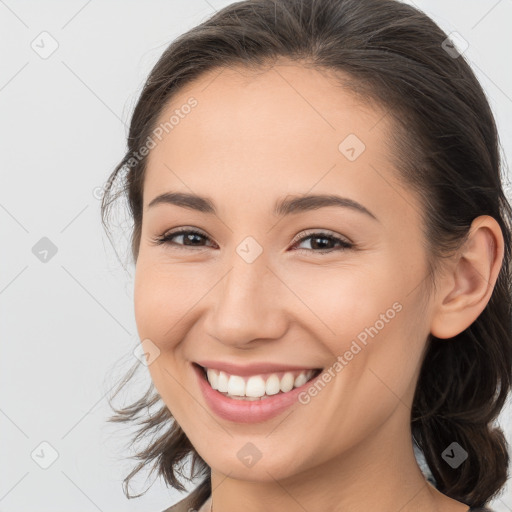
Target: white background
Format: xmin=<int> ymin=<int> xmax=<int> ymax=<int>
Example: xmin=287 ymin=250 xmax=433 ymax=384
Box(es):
xmin=0 ymin=1 xmax=511 ymax=511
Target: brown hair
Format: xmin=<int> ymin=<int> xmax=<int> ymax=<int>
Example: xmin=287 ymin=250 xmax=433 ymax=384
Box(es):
xmin=101 ymin=0 xmax=512 ymax=509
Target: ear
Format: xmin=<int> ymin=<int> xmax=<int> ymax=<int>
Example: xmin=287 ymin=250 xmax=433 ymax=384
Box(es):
xmin=430 ymin=215 xmax=505 ymax=339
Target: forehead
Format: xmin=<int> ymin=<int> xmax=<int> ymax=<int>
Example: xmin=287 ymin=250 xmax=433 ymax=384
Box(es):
xmin=150 ymin=62 xmax=387 ymax=162
xmin=143 ymin=62 xmax=416 ymax=223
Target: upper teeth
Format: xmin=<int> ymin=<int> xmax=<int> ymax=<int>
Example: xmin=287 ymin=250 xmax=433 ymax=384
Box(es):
xmin=205 ymin=368 xmax=317 ymax=398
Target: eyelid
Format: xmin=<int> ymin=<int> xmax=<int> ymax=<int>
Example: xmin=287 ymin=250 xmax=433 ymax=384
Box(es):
xmin=164 ymin=226 xmax=208 ymax=238
xmin=290 ymin=228 xmax=353 ymax=246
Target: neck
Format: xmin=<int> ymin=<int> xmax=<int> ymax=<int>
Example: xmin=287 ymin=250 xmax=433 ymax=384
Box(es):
xmin=207 ymin=408 xmax=467 ymax=512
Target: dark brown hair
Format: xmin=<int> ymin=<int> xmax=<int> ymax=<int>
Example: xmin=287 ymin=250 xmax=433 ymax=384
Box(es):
xmin=101 ymin=0 xmax=512 ymax=509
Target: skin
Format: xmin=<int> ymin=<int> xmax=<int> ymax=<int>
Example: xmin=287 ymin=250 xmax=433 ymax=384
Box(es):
xmin=133 ymin=60 xmax=504 ymax=512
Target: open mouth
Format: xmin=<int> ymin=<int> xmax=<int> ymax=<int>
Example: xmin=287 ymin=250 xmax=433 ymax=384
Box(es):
xmin=194 ymin=362 xmax=323 ymax=401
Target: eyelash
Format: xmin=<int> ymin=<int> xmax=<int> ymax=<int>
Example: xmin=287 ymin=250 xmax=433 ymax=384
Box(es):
xmin=151 ymin=227 xmax=353 ymax=255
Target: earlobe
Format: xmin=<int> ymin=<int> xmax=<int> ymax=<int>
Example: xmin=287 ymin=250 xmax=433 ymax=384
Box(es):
xmin=430 ymin=215 xmax=504 ymax=339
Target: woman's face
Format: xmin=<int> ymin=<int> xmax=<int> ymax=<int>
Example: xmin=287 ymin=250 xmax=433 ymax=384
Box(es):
xmin=134 ymin=62 xmax=434 ymax=481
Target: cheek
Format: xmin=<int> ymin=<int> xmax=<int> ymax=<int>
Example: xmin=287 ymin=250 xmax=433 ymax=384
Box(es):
xmin=133 ymin=264 xmax=195 ymax=411
xmin=133 ymin=263 xmax=189 ymax=344
xmin=283 ymin=263 xmax=396 ymax=341
xmin=289 ymin=263 xmax=420 ymax=393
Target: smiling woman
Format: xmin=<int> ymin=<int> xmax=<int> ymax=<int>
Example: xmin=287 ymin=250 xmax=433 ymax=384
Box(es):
xmin=100 ymin=1 xmax=512 ymax=511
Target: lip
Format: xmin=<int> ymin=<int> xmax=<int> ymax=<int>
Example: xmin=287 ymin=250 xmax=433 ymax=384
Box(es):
xmin=192 ymin=362 xmax=323 ymax=424
xmin=195 ymin=359 xmax=320 ymax=377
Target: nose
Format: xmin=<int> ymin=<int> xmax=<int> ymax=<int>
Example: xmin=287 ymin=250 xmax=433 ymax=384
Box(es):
xmin=203 ymin=252 xmax=288 ymax=349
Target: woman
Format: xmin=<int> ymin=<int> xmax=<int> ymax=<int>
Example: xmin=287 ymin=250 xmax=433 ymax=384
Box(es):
xmin=102 ymin=0 xmax=512 ymax=510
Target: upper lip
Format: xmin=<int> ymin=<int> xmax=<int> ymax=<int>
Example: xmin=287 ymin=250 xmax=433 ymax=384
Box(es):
xmin=194 ymin=360 xmax=322 ymax=377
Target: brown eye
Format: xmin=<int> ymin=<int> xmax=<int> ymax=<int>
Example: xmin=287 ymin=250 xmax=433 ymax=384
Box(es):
xmin=153 ymin=228 xmax=215 ymax=249
xmin=291 ymin=231 xmax=353 ymax=254
xmin=152 ymin=228 xmax=353 ymax=254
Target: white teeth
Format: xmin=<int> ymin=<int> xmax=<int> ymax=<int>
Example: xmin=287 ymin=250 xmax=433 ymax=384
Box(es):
xmin=207 ymin=368 xmax=219 ymax=390
xmin=204 ymin=367 xmax=318 ymax=398
xmin=280 ymin=373 xmax=295 ymax=393
xmin=246 ymin=375 xmax=267 ymax=397
xmin=217 ymin=371 xmax=229 ymax=392
xmin=227 ymin=375 xmax=245 ymax=396
xmin=294 ymin=372 xmax=308 ymax=388
xmin=265 ymin=374 xmax=281 ymax=396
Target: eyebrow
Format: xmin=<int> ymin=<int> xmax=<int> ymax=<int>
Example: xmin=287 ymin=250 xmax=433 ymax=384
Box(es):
xmin=147 ymin=191 xmax=379 ymax=221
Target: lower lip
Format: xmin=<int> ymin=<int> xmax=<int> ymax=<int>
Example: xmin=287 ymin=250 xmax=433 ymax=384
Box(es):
xmin=193 ymin=363 xmax=322 ymax=424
